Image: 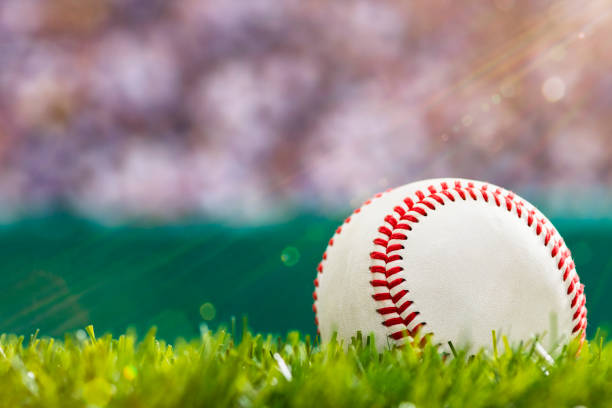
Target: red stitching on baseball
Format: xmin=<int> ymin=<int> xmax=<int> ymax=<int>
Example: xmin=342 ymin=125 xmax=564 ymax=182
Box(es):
xmin=370 ymin=252 xmax=387 ymax=261
xmin=442 ymin=190 xmax=455 ymax=201
xmin=467 ymin=188 xmax=478 ymax=200
xmin=369 ymin=181 xmax=587 ymax=346
xmin=387 ymin=254 xmax=402 ymax=262
xmin=313 ymin=181 xmax=587 ymax=347
xmin=383 ymin=317 xmax=405 ymax=327
xmin=412 ymin=207 xmax=428 ymax=216
xmin=493 ymin=193 xmax=501 ymax=206
xmin=455 ymin=188 xmax=466 ymax=200
xmin=386 ymin=266 xmax=403 ymax=277
xmin=395 ymin=223 xmax=412 ymax=230
xmin=401 ymin=214 xmax=419 ymax=223
xmin=373 ymin=238 xmax=388 ymax=247
xmin=373 ymin=293 xmax=392 ymax=301
xmin=387 ymin=244 xmax=404 ymax=253
xmin=391 ymin=290 xmax=408 ymax=303
xmin=388 ymin=278 xmax=405 ymax=289
xmin=370 ymin=265 xmax=386 ymax=274
xmin=313 ymin=190 xmax=390 ymax=331
xmin=397 ymin=300 xmax=413 ymax=314
xmin=384 ymin=215 xmax=398 ymax=227
xmin=404 ymin=311 xmax=420 ymax=325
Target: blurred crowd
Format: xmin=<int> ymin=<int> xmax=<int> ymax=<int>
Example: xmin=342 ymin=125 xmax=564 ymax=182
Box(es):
xmin=0 ymin=0 xmax=610 ymax=221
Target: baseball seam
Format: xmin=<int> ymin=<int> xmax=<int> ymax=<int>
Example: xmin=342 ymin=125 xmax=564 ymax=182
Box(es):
xmin=312 ymin=190 xmax=391 ymax=335
xmin=369 ymin=180 xmax=587 ymax=347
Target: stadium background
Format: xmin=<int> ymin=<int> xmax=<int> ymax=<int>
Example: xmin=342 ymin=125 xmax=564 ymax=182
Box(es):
xmin=0 ymin=0 xmax=610 ymax=340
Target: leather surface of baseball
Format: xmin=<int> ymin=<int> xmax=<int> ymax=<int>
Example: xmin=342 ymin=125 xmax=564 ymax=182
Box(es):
xmin=313 ymin=178 xmax=587 ymax=352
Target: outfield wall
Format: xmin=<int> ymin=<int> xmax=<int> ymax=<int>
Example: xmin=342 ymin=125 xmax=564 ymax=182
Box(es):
xmin=0 ymin=213 xmax=609 ymax=341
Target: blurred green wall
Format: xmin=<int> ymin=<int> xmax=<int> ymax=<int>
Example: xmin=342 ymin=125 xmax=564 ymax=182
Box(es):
xmin=0 ymin=213 xmax=609 ymax=341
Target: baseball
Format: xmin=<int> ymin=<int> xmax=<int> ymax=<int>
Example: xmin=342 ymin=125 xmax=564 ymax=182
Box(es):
xmin=313 ymin=178 xmax=587 ymax=352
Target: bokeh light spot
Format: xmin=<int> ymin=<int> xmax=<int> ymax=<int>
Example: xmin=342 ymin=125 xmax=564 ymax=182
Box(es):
xmin=199 ymin=302 xmax=216 ymax=321
xmin=491 ymin=94 xmax=501 ymax=104
xmin=281 ymin=246 xmax=300 ymax=267
xmin=75 ymin=330 xmax=88 ymax=342
xmin=123 ymin=365 xmax=137 ymax=381
xmin=462 ymin=115 xmax=473 ymax=127
xmin=542 ymin=77 xmax=565 ymax=102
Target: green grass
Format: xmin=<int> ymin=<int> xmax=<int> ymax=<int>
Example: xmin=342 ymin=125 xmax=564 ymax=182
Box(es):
xmin=0 ymin=325 xmax=611 ymax=408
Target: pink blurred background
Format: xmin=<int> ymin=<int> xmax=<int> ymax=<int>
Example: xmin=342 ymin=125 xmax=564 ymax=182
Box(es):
xmin=0 ymin=0 xmax=610 ymax=222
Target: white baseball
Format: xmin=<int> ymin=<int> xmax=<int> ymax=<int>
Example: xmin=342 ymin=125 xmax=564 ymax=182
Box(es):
xmin=313 ymin=178 xmax=587 ymax=352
